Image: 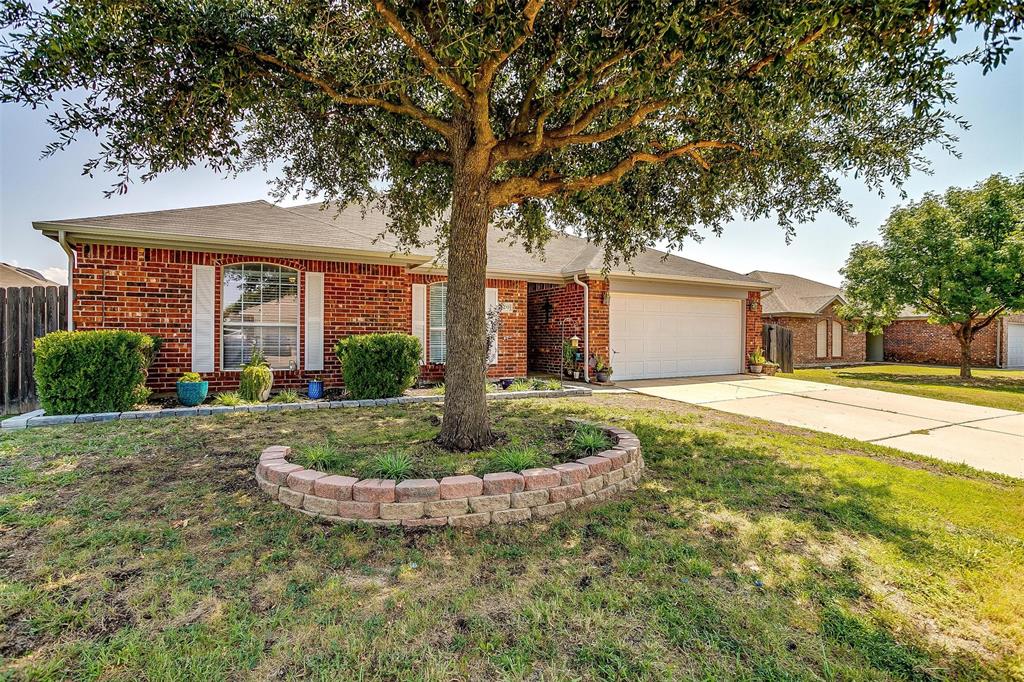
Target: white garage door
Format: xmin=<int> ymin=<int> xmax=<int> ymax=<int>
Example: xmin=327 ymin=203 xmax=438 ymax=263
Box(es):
xmin=610 ymin=293 xmax=743 ymax=380
xmin=1008 ymin=323 xmax=1024 ymax=368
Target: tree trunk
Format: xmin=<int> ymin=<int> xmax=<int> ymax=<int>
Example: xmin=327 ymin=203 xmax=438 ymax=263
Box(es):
xmin=436 ymin=122 xmax=494 ymax=451
xmin=956 ymin=324 xmax=973 ymax=379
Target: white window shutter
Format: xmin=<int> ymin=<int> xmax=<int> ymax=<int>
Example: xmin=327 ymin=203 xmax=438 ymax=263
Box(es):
xmin=304 ymin=272 xmax=324 ymax=371
xmin=191 ymin=265 xmax=215 ymax=372
xmin=412 ymin=283 xmax=427 ymax=364
xmin=816 ymin=320 xmax=828 ymax=359
xmin=831 ymin=320 xmax=843 ymax=357
xmin=486 ymin=287 xmax=499 ymax=365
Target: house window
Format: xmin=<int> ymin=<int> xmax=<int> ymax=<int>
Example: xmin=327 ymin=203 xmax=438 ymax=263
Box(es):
xmin=429 ymin=282 xmax=447 ymax=363
xmin=222 ymin=263 xmax=299 ymax=370
xmin=832 ymin=320 xmax=843 ymax=357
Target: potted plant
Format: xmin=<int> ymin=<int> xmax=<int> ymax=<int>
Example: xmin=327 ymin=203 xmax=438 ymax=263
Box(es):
xmin=176 ymin=371 xmax=208 ymax=406
xmin=764 ymin=361 xmax=780 ymax=376
xmin=748 ymin=348 xmax=767 ymax=374
xmin=240 ymin=346 xmax=274 ymax=402
xmin=594 ymin=355 xmax=613 ymax=383
xmin=307 ymin=375 xmax=324 ymax=400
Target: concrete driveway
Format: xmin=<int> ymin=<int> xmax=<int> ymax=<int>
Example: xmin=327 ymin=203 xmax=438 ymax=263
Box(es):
xmin=618 ymin=375 xmax=1024 ymax=478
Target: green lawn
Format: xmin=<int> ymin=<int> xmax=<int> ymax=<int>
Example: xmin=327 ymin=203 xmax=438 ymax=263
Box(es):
xmin=2 ymin=396 xmax=1022 ymax=680
xmin=794 ymin=364 xmax=1024 ymax=412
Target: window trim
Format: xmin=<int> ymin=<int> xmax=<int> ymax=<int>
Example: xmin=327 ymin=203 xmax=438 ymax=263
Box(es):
xmin=220 ymin=262 xmax=301 ymax=372
xmin=428 ymin=281 xmax=447 ymax=364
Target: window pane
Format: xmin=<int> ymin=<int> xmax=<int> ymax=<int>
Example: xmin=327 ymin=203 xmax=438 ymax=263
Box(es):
xmin=429 ymin=329 xmax=447 ymax=364
xmin=222 ymin=263 xmax=299 ymax=370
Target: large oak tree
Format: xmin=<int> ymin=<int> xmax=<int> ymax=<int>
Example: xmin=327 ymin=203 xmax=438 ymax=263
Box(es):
xmin=2 ymin=1 xmax=1020 ymax=448
xmin=841 ymin=174 xmax=1024 ymax=378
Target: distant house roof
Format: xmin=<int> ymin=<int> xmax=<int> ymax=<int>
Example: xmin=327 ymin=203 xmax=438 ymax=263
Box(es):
xmin=747 ymin=270 xmax=846 ymax=316
xmin=36 ymin=200 xmax=770 ymax=289
xmin=0 ymin=262 xmax=59 ymax=288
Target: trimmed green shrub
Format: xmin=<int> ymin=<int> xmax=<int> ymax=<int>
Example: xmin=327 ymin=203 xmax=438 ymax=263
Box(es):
xmin=335 ymin=333 xmax=421 ymax=399
xmin=239 ymin=347 xmax=273 ymax=402
xmin=33 ymin=330 xmax=155 ymax=415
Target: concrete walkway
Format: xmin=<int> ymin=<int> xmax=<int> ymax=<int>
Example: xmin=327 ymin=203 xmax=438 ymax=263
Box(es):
xmin=618 ymin=375 xmax=1024 ymax=478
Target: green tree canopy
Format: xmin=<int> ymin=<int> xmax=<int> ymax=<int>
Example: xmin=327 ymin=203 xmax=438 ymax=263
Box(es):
xmin=841 ymin=174 xmax=1024 ymax=377
xmin=3 ymin=0 xmax=1021 ymax=445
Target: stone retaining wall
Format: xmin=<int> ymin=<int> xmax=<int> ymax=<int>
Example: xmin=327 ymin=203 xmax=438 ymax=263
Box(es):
xmin=254 ymin=421 xmax=645 ymax=528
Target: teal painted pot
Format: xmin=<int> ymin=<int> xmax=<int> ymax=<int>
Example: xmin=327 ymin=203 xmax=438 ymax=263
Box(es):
xmin=177 ymin=381 xmax=209 ymax=406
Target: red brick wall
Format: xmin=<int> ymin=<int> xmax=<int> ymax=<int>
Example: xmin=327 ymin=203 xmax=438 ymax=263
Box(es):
xmin=882 ymin=319 xmax=998 ymax=367
xmin=72 ymin=244 xmax=527 ymax=393
xmin=411 ymin=273 xmax=527 ymax=381
xmin=745 ymin=291 xmax=763 ymax=362
xmin=526 ymin=277 xmax=607 ymax=376
xmin=764 ymin=306 xmax=867 ymax=366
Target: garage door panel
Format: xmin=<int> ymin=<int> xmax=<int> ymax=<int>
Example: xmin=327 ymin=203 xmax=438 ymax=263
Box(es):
xmin=1008 ymin=324 xmax=1024 ymax=368
xmin=610 ymin=293 xmax=742 ymax=380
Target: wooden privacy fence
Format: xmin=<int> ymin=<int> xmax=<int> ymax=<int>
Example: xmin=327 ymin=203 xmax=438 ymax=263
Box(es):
xmin=1 ymin=285 xmax=68 ymax=415
xmin=762 ymin=323 xmax=794 ymax=374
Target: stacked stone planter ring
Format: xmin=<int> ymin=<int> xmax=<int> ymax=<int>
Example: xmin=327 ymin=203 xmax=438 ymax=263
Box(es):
xmin=254 ymin=420 xmax=645 ymax=528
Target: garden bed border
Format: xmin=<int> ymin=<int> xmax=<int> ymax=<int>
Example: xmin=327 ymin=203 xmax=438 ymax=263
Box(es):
xmin=1 ymin=387 xmax=592 ymax=430
xmin=254 ymin=419 xmax=644 ymax=529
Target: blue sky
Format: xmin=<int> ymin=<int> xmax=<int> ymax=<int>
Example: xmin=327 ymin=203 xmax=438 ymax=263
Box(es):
xmin=1 ymin=34 xmax=1021 ymax=286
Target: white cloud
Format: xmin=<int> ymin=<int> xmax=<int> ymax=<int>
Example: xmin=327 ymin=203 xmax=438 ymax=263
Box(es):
xmin=41 ymin=267 xmax=68 ymax=285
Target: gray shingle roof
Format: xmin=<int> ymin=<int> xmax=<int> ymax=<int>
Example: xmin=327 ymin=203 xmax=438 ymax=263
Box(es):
xmin=748 ymin=271 xmax=846 ymax=316
xmin=36 ymin=199 xmax=765 ymax=287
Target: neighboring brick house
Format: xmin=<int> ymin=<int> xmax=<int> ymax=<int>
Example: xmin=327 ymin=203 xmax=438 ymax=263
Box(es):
xmin=748 ymin=271 xmax=867 ymax=366
xmin=34 ymin=200 xmax=770 ymax=393
xmin=882 ymin=312 xmax=1024 ymax=368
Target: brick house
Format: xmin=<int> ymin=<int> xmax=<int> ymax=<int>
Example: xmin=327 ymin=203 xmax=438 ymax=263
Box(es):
xmin=748 ymin=271 xmax=868 ymax=366
xmin=34 ymin=200 xmax=771 ymax=393
xmin=882 ymin=311 xmax=1024 ymax=368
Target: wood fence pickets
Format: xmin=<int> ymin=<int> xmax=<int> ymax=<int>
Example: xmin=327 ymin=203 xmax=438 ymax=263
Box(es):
xmin=0 ymin=285 xmax=69 ymax=415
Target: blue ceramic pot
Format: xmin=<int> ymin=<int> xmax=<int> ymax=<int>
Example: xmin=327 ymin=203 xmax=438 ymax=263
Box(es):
xmin=177 ymin=381 xmax=209 ymax=407
xmin=308 ymin=380 xmax=324 ymax=400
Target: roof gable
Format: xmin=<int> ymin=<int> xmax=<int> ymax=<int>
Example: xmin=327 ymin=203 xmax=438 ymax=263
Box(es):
xmin=749 ymin=270 xmax=847 ymax=315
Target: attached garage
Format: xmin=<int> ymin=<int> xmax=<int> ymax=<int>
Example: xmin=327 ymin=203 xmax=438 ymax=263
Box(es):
xmin=609 ymin=292 xmax=745 ymax=380
xmin=1007 ymin=323 xmax=1024 ymax=368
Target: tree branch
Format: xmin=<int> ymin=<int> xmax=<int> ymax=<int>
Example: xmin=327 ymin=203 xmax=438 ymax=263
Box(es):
xmin=371 ymin=0 xmax=472 ymax=105
xmin=742 ymin=24 xmax=828 ymax=78
xmin=489 ymin=140 xmax=744 ymax=207
xmin=234 ymin=44 xmax=453 ymax=138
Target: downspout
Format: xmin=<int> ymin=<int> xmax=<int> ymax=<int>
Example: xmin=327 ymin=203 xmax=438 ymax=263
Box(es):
xmin=58 ymin=230 xmax=75 ymax=331
xmin=573 ymin=274 xmax=589 ymax=382
xmin=996 ymin=317 xmax=1003 ymax=368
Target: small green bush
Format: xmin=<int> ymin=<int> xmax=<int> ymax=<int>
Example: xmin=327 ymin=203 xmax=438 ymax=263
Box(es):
xmin=532 ymin=378 xmax=562 ymax=391
xmin=270 ymin=389 xmax=301 ymax=403
xmin=178 ymin=372 xmax=202 ymax=383
xmin=430 ymin=383 xmax=446 ymax=395
xmin=33 ymin=330 xmax=155 ymax=415
xmin=366 ymin=450 xmax=415 ymax=481
xmin=479 ymin=445 xmax=545 ymax=474
xmin=211 ymin=392 xmax=247 ymax=406
xmin=335 ymin=333 xmax=421 ymax=400
xmin=506 ymin=379 xmax=533 ymax=392
xmin=239 ymin=348 xmax=273 ymax=402
xmin=572 ymin=423 xmax=612 ymax=455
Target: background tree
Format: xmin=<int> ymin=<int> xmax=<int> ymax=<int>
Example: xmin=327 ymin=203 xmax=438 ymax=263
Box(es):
xmin=2 ymin=1 xmax=1021 ymax=447
xmin=840 ymin=174 xmax=1024 ymax=378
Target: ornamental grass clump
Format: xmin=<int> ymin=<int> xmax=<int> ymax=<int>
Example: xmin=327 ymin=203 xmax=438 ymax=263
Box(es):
xmin=572 ymin=423 xmax=612 ymax=455
xmin=211 ymin=392 xmax=247 ymax=406
xmin=297 ymin=442 xmax=346 ymax=471
xmin=270 ymin=389 xmax=301 ymax=403
xmin=239 ymin=347 xmax=273 ymax=402
xmin=506 ymin=378 xmax=533 ymax=392
xmin=366 ymin=450 xmax=415 ymax=481
xmin=480 ymin=445 xmax=545 ymax=474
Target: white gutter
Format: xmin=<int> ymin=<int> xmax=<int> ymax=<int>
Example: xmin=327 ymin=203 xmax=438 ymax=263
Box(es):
xmin=573 ymin=274 xmax=590 ymax=382
xmin=58 ymin=230 xmax=75 ymax=331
